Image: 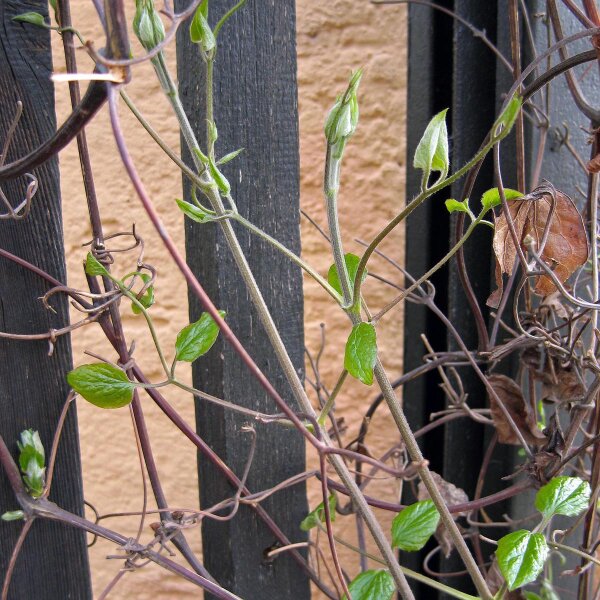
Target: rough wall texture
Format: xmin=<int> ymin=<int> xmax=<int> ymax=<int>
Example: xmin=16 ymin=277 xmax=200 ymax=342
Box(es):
xmin=52 ymin=1 xmax=406 ymax=597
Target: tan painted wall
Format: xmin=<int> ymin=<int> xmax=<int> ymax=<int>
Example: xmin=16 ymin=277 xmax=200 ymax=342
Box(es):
xmin=52 ymin=1 xmax=406 ymax=597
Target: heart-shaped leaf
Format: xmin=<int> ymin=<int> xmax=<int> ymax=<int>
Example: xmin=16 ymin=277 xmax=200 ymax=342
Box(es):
xmin=342 ymin=570 xmax=395 ymax=600
xmin=344 ymin=323 xmax=377 ymax=385
xmin=327 ymin=253 xmax=367 ymax=296
xmin=175 ymin=311 xmax=225 ymax=363
xmin=392 ymin=499 xmax=440 ymax=552
xmin=535 ymin=476 xmax=590 ymax=518
xmin=299 ymin=494 xmax=336 ymax=531
xmin=67 ymin=363 xmax=135 ymax=409
xmin=497 ymin=530 xmax=548 ymax=591
xmin=85 ymin=252 xmax=109 ymax=277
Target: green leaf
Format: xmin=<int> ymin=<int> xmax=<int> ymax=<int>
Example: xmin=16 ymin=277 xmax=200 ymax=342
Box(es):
xmin=342 ymin=570 xmax=395 ymax=600
xmin=344 ymin=323 xmax=377 ymax=386
xmin=190 ymin=4 xmax=215 ymax=52
xmin=17 ymin=430 xmax=44 ymax=466
xmin=208 ymin=159 xmax=231 ymax=195
xmin=67 ymin=363 xmax=135 ymax=409
xmin=535 ymin=476 xmax=591 ymax=518
xmin=131 ymin=273 xmax=155 ymax=315
xmin=480 ymin=187 xmax=522 ymax=211
xmin=413 ymin=109 xmax=449 ymax=185
xmin=327 ymin=253 xmax=367 ymax=296
xmin=176 ymin=199 xmax=211 ymax=223
xmin=1 ymin=510 xmax=24 ymax=522
xmin=217 ymin=148 xmax=244 ymax=165
xmin=391 ymin=499 xmax=440 ymax=552
xmin=17 ymin=430 xmax=45 ymax=497
xmin=175 ymin=311 xmax=225 ymax=363
xmin=444 ymin=198 xmax=470 ymax=214
xmin=300 ymin=494 xmax=336 ymax=531
xmin=497 ymin=530 xmax=548 ymax=591
xmin=85 ymin=252 xmax=109 ymax=277
xmin=524 ymin=593 xmax=542 ymax=600
xmin=495 ymin=94 xmax=523 ymax=136
xmin=12 ymin=12 xmax=47 ymax=27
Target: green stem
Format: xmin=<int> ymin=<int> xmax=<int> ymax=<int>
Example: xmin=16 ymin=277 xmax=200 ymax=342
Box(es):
xmin=323 ymin=145 xmax=493 ymax=600
xmin=324 ymin=526 xmax=480 ymax=600
xmin=317 ymin=370 xmax=348 ymax=425
xmin=350 ymin=126 xmax=514 ymax=312
xmin=549 ymin=540 xmax=600 ymax=567
xmin=111 ymin=277 xmax=170 ymax=378
xmin=372 ymin=211 xmax=487 ymax=322
xmin=153 ymin=54 xmax=415 ymax=599
xmin=324 ymin=145 xmax=354 ymax=309
xmin=232 ymin=213 xmax=342 ymax=303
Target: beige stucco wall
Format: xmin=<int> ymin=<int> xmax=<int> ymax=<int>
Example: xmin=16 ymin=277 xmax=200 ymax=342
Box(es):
xmin=53 ymin=1 xmax=407 ymax=597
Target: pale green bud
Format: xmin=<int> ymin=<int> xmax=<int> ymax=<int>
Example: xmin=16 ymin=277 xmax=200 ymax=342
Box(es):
xmin=134 ymin=0 xmax=165 ymax=51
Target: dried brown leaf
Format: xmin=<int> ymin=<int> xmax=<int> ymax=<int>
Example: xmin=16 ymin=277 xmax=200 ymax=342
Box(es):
xmin=487 ymin=186 xmax=588 ymax=306
xmin=418 ymin=471 xmax=469 ymax=558
xmin=540 ymin=364 xmax=584 ymax=404
xmin=487 ymin=374 xmax=546 ymax=446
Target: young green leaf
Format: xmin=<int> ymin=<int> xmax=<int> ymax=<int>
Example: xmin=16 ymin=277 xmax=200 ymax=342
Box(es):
xmin=344 ymin=323 xmax=377 ymax=386
xmin=217 ymin=148 xmax=244 ymax=165
xmin=342 ymin=570 xmax=395 ymax=600
xmin=1 ymin=510 xmax=25 ymax=522
xmin=299 ymin=494 xmax=336 ymax=531
xmin=497 ymin=530 xmax=548 ymax=591
xmin=495 ymin=94 xmax=523 ymax=136
xmin=175 ymin=311 xmax=226 ymax=363
xmin=85 ymin=252 xmax=109 ymax=277
xmin=67 ymin=363 xmax=135 ymax=409
xmin=391 ymin=499 xmax=440 ymax=552
xmin=190 ymin=4 xmax=215 ymax=52
xmin=413 ymin=109 xmax=449 ymax=186
xmin=535 ymin=476 xmax=591 ymax=518
xmin=208 ymin=159 xmax=231 ymax=195
xmin=480 ymin=187 xmax=522 ymax=211
xmin=131 ymin=273 xmax=155 ymax=315
xmin=327 ymin=253 xmax=367 ymax=296
xmin=12 ymin=12 xmax=47 ymax=27
xmin=17 ymin=430 xmax=46 ymax=497
xmin=444 ymin=198 xmax=470 ymax=214
xmin=176 ymin=199 xmax=211 ymax=223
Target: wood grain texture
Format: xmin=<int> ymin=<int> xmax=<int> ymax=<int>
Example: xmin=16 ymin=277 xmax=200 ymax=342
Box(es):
xmin=175 ymin=2 xmax=310 ymax=598
xmin=0 ymin=2 xmax=91 ymax=598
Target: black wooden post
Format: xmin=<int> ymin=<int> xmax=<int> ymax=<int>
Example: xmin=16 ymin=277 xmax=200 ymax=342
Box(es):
xmin=0 ymin=2 xmax=91 ymax=599
xmin=176 ymin=3 xmax=310 ymax=598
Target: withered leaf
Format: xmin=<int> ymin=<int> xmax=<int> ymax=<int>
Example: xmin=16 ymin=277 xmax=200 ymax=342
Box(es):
xmin=418 ymin=471 xmax=469 ymax=558
xmin=487 ymin=374 xmax=546 ymax=446
xmin=487 ymin=186 xmax=588 ymax=307
xmin=540 ymin=364 xmax=584 ymax=404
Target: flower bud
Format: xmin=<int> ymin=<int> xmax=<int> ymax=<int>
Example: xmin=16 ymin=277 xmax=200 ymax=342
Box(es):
xmin=134 ymin=0 xmax=165 ymax=51
xmin=324 ymin=69 xmax=363 ymax=146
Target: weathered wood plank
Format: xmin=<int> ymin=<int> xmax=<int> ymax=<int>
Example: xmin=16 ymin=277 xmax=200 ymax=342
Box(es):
xmin=0 ymin=2 xmax=91 ymax=598
xmin=175 ymin=2 xmax=310 ymax=598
